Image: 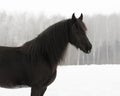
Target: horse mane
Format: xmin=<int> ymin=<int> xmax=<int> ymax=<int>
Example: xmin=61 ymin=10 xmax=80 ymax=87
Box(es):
xmin=22 ymin=19 xmax=70 ymax=66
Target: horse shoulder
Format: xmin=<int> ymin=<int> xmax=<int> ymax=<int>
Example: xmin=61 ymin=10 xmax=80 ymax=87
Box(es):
xmin=30 ymin=58 xmax=56 ymax=87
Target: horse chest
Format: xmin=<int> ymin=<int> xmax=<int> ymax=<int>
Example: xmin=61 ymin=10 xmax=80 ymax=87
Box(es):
xmin=30 ymin=62 xmax=57 ymax=87
xmin=36 ymin=70 xmax=56 ymax=87
xmin=44 ymin=70 xmax=56 ymax=86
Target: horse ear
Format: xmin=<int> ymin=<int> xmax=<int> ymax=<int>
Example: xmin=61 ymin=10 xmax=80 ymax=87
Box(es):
xmin=79 ymin=13 xmax=83 ymax=20
xmin=72 ymin=13 xmax=76 ymax=21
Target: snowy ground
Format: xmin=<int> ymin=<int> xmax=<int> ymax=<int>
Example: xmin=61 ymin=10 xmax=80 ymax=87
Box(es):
xmin=0 ymin=65 xmax=120 ymax=96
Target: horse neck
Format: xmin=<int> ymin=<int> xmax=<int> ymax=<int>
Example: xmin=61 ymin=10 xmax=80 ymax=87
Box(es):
xmin=36 ymin=20 xmax=69 ymax=65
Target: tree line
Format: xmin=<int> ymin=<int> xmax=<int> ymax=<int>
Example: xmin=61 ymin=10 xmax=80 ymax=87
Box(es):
xmin=0 ymin=12 xmax=119 ymax=65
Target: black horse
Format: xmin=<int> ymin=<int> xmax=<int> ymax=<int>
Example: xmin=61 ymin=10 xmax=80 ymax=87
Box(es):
xmin=0 ymin=13 xmax=92 ymax=96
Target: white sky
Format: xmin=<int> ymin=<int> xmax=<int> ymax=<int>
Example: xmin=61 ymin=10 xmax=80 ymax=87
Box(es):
xmin=0 ymin=0 xmax=120 ymax=17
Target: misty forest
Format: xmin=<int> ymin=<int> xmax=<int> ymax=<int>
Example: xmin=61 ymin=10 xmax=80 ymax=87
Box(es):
xmin=0 ymin=12 xmax=119 ymax=65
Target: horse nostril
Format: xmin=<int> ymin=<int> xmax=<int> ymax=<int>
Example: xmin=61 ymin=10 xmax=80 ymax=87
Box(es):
xmin=85 ymin=45 xmax=92 ymax=53
xmin=88 ymin=46 xmax=92 ymax=50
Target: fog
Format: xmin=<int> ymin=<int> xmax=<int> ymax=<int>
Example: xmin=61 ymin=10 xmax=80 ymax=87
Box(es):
xmin=0 ymin=12 xmax=119 ymax=96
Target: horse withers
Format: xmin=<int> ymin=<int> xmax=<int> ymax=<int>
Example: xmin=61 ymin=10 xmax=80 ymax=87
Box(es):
xmin=0 ymin=13 xmax=92 ymax=96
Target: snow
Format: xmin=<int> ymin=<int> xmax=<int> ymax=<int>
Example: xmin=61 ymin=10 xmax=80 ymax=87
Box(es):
xmin=0 ymin=65 xmax=120 ymax=96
